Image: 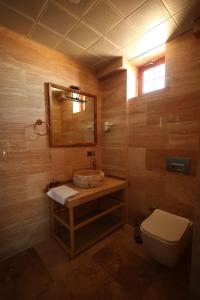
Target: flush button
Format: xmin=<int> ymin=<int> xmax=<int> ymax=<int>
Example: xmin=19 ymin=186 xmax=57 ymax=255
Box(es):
xmin=166 ymin=157 xmax=191 ymax=174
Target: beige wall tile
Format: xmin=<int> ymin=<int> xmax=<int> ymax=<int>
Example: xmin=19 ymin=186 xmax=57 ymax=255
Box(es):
xmin=0 ymin=26 xmax=100 ymax=260
xmin=128 ymin=31 xmax=200 ymax=226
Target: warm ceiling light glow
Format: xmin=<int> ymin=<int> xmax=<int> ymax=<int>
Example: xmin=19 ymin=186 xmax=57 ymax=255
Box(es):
xmin=140 ymin=22 xmax=168 ymax=54
xmin=133 ymin=44 xmax=166 ymax=66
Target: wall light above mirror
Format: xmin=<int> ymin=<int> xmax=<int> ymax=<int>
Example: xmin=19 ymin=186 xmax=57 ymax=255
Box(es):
xmin=48 ymin=83 xmax=97 ymax=147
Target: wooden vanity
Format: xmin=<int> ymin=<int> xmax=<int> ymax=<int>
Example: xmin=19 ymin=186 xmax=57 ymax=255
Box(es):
xmin=50 ymin=176 xmax=127 ymax=258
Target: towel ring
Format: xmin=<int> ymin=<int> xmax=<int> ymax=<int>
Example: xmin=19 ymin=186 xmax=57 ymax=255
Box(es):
xmin=34 ymin=119 xmax=49 ymax=136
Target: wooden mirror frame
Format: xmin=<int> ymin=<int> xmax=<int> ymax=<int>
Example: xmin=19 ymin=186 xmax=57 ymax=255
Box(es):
xmin=48 ymin=82 xmax=97 ymax=147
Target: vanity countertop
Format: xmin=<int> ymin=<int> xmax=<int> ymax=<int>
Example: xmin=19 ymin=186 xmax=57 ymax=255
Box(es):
xmin=64 ymin=176 xmax=127 ymax=208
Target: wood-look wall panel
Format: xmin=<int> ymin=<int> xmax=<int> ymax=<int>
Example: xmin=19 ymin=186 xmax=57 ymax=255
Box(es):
xmin=102 ymin=147 xmax=127 ymax=179
xmin=128 ymin=147 xmax=146 ymax=176
xmin=128 ymin=31 xmax=200 ymax=223
xmin=101 ymin=70 xmax=128 ymax=179
xmin=102 ymin=113 xmax=127 ymax=147
xmin=0 ymin=26 xmax=100 ymax=260
xmin=146 ymin=149 xmax=197 ymax=176
xmin=146 ymin=93 xmax=200 ymax=125
xmin=129 ymin=124 xmax=169 ymax=149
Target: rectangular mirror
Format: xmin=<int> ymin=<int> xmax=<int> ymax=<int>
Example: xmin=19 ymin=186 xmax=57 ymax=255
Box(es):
xmin=48 ymin=83 xmax=97 ymax=146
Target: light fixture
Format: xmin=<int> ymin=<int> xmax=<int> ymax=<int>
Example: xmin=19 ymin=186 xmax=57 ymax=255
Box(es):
xmin=61 ymin=92 xmax=86 ymax=103
xmin=103 ymin=121 xmax=113 ymax=132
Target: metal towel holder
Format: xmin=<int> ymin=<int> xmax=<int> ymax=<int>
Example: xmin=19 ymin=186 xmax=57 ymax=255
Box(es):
xmin=34 ymin=119 xmax=49 ymax=136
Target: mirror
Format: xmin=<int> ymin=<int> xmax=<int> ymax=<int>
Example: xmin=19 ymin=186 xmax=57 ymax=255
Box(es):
xmin=48 ymin=83 xmax=97 ymax=146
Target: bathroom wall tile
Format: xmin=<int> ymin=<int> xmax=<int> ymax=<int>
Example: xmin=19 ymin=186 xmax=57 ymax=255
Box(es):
xmin=165 ymin=173 xmax=196 ymax=207
xmin=0 ymin=223 xmax=29 ymax=259
xmin=26 ymin=172 xmax=52 ymax=200
xmin=128 ymin=147 xmax=146 ymax=176
xmin=0 ymin=200 xmax=51 ymax=259
xmin=101 ymin=113 xmax=127 ymax=147
xmin=129 ymin=124 xmax=169 ymax=149
xmin=162 ymin=196 xmax=194 ymax=220
xmin=128 ymin=97 xmax=147 ymax=114
xmin=101 ymin=70 xmax=128 ymax=179
xmin=128 ymin=98 xmax=147 ymax=126
xmin=0 ymin=26 xmax=100 ymax=260
xmin=146 ymin=149 xmax=197 ymax=176
xmin=146 ymin=92 xmax=200 ymax=126
xmin=167 ymin=120 xmax=200 ymax=150
xmin=127 ymin=31 xmax=200 ymax=241
xmin=129 ymin=109 xmax=147 ymax=126
xmin=0 ymin=29 xmax=53 ymax=72
xmin=127 ymin=188 xmax=150 ymax=221
xmin=129 ymin=171 xmax=166 ymax=196
xmin=101 ymin=83 xmax=127 ymax=113
xmin=102 ymin=147 xmax=128 ymax=179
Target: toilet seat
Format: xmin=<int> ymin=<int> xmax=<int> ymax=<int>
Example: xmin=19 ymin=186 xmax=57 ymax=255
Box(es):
xmin=140 ymin=209 xmax=191 ymax=244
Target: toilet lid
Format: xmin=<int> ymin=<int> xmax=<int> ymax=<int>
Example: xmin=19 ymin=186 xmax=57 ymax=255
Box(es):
xmin=140 ymin=209 xmax=191 ymax=243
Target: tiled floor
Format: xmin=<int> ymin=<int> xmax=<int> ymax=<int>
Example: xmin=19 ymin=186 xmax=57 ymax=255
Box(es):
xmin=0 ymin=225 xmax=191 ymax=300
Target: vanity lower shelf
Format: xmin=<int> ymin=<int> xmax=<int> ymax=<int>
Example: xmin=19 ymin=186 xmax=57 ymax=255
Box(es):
xmin=50 ymin=176 xmax=127 ymax=258
xmin=54 ymin=212 xmax=123 ymax=255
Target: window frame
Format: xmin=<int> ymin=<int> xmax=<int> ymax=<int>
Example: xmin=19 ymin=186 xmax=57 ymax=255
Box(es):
xmin=138 ymin=57 xmax=165 ymax=96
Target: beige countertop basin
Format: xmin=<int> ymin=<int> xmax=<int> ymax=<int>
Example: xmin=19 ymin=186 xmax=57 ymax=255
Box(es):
xmin=73 ymin=169 xmax=104 ymax=188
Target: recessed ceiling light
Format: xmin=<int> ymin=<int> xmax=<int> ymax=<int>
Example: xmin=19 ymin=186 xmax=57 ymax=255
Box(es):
xmin=68 ymin=0 xmax=82 ymax=4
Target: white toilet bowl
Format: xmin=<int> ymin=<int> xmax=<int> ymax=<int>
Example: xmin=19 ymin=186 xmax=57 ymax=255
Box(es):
xmin=140 ymin=209 xmax=192 ymax=267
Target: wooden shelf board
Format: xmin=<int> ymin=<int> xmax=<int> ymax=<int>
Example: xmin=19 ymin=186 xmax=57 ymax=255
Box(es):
xmin=54 ymin=196 xmax=123 ymax=230
xmin=74 ymin=202 xmax=124 ymax=230
xmin=52 ymin=232 xmax=72 ymax=257
xmin=64 ymin=176 xmax=127 ymax=208
xmin=53 ymin=214 xmax=124 ymax=256
xmin=75 ymin=216 xmax=124 ymax=255
xmin=54 ymin=214 xmax=70 ymax=230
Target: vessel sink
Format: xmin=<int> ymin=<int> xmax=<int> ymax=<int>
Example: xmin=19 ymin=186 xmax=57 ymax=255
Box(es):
xmin=73 ymin=169 xmax=104 ymax=188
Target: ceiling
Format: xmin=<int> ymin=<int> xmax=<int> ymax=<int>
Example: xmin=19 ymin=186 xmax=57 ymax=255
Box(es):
xmin=0 ymin=0 xmax=200 ymax=71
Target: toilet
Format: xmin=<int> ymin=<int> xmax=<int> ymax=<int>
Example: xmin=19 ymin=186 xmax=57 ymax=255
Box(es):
xmin=140 ymin=209 xmax=192 ymax=267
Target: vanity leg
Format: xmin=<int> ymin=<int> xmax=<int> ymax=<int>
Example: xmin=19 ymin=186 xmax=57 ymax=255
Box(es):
xmin=122 ymin=188 xmax=128 ymax=224
xmin=50 ymin=199 xmax=54 ymax=235
xmin=69 ymin=207 xmax=75 ymax=257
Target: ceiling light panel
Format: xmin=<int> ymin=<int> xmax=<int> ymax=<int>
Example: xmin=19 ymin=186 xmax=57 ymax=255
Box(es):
xmin=89 ymin=37 xmax=119 ymax=57
xmin=83 ymin=0 xmax=122 ymax=35
xmin=113 ymin=49 xmax=131 ymax=60
xmin=67 ymin=22 xmax=101 ymax=48
xmin=107 ymin=0 xmax=147 ymax=18
xmin=31 ymin=24 xmax=62 ymax=48
xmin=105 ymin=20 xmax=140 ymax=48
xmin=161 ymin=0 xmax=198 ymax=15
xmin=0 ymin=0 xmax=46 ymax=20
xmin=0 ymin=3 xmax=34 ymax=36
xmin=173 ymin=4 xmax=200 ymax=35
xmin=56 ymin=38 xmax=85 ymax=57
xmin=132 ymin=44 xmax=166 ymax=66
xmin=127 ymin=0 xmax=170 ymax=34
xmin=54 ymin=0 xmax=97 ymax=18
xmin=39 ymin=2 xmax=78 ymax=35
xmin=124 ymin=17 xmax=178 ymax=59
xmin=79 ymin=51 xmax=99 ymax=65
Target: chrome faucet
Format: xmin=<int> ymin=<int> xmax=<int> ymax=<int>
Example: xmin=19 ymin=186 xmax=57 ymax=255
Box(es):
xmin=91 ymin=158 xmax=97 ymax=170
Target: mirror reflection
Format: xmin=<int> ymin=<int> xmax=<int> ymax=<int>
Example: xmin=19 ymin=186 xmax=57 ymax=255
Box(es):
xmin=48 ymin=83 xmax=96 ymax=146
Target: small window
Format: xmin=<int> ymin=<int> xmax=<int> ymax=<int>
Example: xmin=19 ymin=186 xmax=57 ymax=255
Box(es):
xmin=138 ymin=58 xmax=165 ymax=95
